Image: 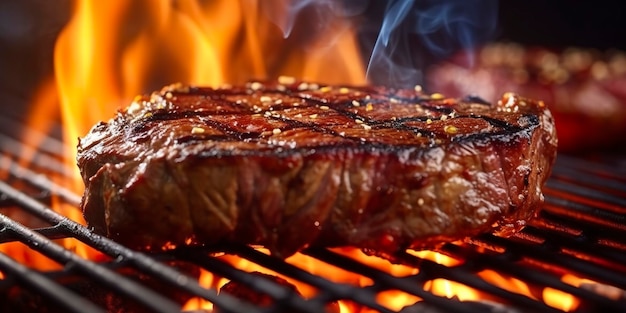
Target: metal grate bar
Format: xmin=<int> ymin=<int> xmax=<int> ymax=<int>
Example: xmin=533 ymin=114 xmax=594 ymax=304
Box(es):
xmin=0 ymin=157 xmax=81 ymax=206
xmin=550 ymin=166 xmax=626 ymax=194
xmin=523 ymin=221 xmax=626 ymax=269
xmin=439 ymin=243 xmax=625 ymax=312
xmin=0 ymin=133 xmax=72 ymax=178
xmin=0 ymin=212 xmax=182 ymax=313
xmin=555 ymin=154 xmax=626 ymax=178
xmin=401 ymin=251 xmax=566 ymax=312
xmin=221 ymin=243 xmax=396 ymax=313
xmin=0 ymin=251 xmax=105 ymax=313
xmin=0 ymin=179 xmax=264 ymax=313
xmin=303 ymin=246 xmax=543 ymax=313
xmin=545 ymin=180 xmax=626 ymax=209
xmin=478 ymin=233 xmax=626 ymax=291
xmin=550 ymin=157 xmax=626 ymax=191
xmin=0 ymin=224 xmax=69 ymax=243
xmin=177 ymin=249 xmax=328 ymax=313
xmin=543 ymin=196 xmax=626 ymax=232
xmin=0 ymin=114 xmax=66 ymax=161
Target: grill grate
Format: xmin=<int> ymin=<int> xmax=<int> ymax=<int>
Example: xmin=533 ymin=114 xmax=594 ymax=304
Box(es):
xmin=1 ymin=116 xmax=626 ymax=312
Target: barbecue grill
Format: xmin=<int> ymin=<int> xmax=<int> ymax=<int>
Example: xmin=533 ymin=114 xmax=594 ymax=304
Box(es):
xmin=1 ymin=101 xmax=625 ymax=313
xmin=2 ymin=1 xmax=626 ymax=312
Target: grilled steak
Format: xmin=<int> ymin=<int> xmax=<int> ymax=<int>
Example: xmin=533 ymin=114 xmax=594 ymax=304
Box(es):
xmin=77 ymin=79 xmax=557 ymax=257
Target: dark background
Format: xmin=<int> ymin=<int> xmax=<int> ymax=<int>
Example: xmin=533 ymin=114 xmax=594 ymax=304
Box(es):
xmin=498 ymin=1 xmax=626 ymax=50
xmin=1 ymin=0 xmax=625 ymax=118
xmin=357 ymin=0 xmax=626 ymax=86
xmin=0 ymin=0 xmax=70 ymax=118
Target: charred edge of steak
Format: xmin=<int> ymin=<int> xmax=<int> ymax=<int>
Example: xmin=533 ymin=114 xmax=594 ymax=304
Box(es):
xmin=77 ymin=80 xmax=558 ymax=258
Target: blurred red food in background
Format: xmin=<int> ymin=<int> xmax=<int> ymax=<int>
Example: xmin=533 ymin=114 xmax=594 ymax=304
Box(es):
xmin=427 ymin=43 xmax=626 ymax=153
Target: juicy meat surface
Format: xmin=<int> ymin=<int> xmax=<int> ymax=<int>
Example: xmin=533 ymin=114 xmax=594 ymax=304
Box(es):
xmin=77 ymin=80 xmax=558 ymax=257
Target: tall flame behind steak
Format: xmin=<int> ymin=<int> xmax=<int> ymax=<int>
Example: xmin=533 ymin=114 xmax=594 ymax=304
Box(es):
xmin=77 ymin=80 xmax=557 ymax=257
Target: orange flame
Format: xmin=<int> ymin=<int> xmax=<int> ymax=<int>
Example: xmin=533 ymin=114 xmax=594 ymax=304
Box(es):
xmin=2 ymin=0 xmax=590 ymax=311
xmin=54 ymin=0 xmax=366 ymax=179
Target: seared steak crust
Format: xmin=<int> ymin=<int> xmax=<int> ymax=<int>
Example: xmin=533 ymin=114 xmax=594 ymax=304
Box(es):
xmin=77 ymin=80 xmax=557 ymax=257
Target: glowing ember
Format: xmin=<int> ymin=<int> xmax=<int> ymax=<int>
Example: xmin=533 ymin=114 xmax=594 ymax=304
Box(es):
xmin=544 ymin=287 xmax=578 ymax=311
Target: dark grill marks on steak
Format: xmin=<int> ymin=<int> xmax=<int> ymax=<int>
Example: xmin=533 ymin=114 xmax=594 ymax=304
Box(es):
xmin=77 ymin=80 xmax=558 ymax=258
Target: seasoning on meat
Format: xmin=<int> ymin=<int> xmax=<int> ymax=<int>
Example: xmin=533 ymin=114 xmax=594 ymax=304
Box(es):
xmin=77 ymin=80 xmax=558 ymax=258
